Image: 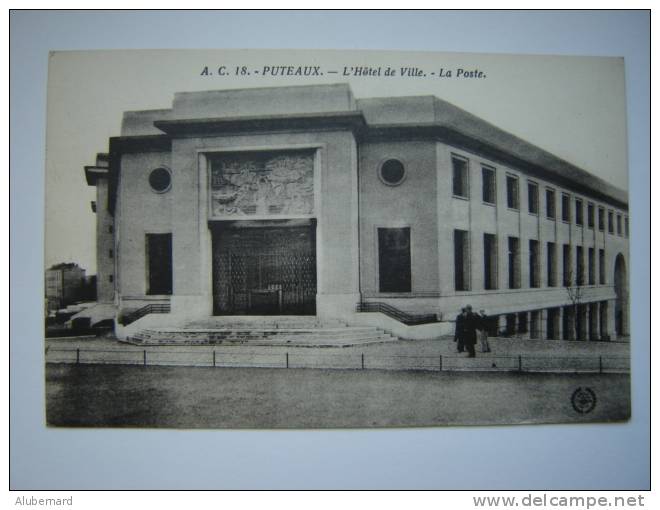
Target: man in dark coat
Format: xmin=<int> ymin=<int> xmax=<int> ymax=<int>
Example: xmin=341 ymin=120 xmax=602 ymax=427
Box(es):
xmin=454 ymin=307 xmax=466 ymax=353
xmin=455 ymin=304 xmax=480 ymax=357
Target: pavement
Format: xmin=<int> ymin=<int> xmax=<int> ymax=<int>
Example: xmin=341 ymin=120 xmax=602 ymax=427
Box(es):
xmin=45 ymin=334 xmax=630 ymax=372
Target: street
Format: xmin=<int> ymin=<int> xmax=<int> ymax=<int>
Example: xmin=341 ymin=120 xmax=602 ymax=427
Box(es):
xmin=46 ymin=364 xmax=630 ymax=428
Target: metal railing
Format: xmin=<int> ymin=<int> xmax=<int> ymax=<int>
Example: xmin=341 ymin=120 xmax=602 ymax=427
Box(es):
xmin=118 ymin=303 xmax=171 ymax=326
xmin=356 ymin=301 xmax=438 ymax=326
xmin=45 ymin=347 xmax=629 ymax=374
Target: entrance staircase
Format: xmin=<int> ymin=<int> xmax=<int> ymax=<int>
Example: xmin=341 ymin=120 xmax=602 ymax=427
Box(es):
xmin=125 ymin=316 xmax=399 ymax=347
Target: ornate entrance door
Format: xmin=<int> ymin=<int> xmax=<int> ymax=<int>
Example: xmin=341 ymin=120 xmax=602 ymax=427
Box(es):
xmin=212 ymin=224 xmax=316 ymax=315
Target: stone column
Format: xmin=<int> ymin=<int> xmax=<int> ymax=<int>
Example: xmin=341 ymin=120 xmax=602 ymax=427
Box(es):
xmin=170 ymin=140 xmax=213 ymax=319
xmin=599 ymin=301 xmax=609 ymax=341
xmin=606 ymin=299 xmax=617 ymax=341
xmin=553 ymin=308 xmax=562 ymax=340
xmin=588 ymin=302 xmax=600 ymax=341
xmin=316 ymin=134 xmax=361 ymax=320
xmin=497 ymin=314 xmax=507 ymax=337
xmin=538 ymin=309 xmax=548 ymax=339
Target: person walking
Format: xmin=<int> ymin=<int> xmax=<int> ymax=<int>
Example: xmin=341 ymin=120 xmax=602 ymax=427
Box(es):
xmin=478 ymin=309 xmax=492 ymax=353
xmin=462 ymin=305 xmax=480 ymax=358
xmin=454 ymin=307 xmax=466 ymax=353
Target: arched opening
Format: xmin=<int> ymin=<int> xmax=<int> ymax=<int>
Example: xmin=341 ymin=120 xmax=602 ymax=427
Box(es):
xmin=614 ymin=253 xmax=628 ymax=336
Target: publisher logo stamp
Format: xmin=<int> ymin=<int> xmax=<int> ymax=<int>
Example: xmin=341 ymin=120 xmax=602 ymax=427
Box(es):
xmin=571 ymin=387 xmax=597 ymax=414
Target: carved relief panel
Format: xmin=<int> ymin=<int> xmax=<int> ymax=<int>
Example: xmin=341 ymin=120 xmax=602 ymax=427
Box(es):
xmin=209 ymin=150 xmax=315 ymax=219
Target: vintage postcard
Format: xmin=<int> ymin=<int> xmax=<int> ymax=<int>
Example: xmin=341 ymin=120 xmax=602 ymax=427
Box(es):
xmin=44 ymin=49 xmax=630 ymax=428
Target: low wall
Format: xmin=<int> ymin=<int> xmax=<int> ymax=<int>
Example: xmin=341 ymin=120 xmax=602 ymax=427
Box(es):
xmin=116 ymin=312 xmax=183 ymax=340
xmin=349 ymin=312 xmax=453 ymax=340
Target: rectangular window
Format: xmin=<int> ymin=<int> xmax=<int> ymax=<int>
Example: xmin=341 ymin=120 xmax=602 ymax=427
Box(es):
xmin=529 ymin=239 xmax=540 ymax=288
xmin=562 ymin=244 xmax=571 ymax=286
xmin=616 ymin=214 xmax=622 ymax=236
xmin=482 ymin=166 xmax=496 ymax=204
xmin=587 ymin=203 xmax=595 ymax=228
xmin=546 ymin=188 xmax=556 ymax=219
xmin=109 ymin=275 xmax=114 ymax=283
xmin=378 ymin=228 xmax=412 ymax=293
xmin=608 ymin=211 xmax=614 ymax=233
xmin=599 ymin=249 xmax=606 ymax=284
xmin=528 ymin=182 xmax=539 ymax=214
xmin=506 ymin=175 xmax=519 ymax=210
xmin=508 ymin=236 xmax=520 ymax=289
xmin=561 ymin=193 xmax=571 ymax=222
xmin=108 ymin=225 xmax=114 ymax=234
xmin=146 ymin=233 xmax=173 ymax=295
xmin=483 ymin=233 xmax=498 ymax=290
xmin=575 ymin=199 xmax=583 ymax=225
xmin=588 ymin=247 xmax=595 ymax=285
xmin=576 ymin=246 xmax=584 ymax=286
xmin=547 ymin=242 xmax=557 ymax=287
xmin=452 ymin=156 xmax=469 ymax=198
xmin=454 ymin=229 xmax=470 ymax=291
xmin=625 ymin=216 xmax=629 ymax=237
xmin=598 ymin=207 xmax=605 ymax=231
xmin=108 ymin=249 xmax=114 ymax=259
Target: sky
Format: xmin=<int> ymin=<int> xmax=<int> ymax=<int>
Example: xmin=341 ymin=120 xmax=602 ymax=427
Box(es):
xmin=45 ymin=49 xmax=629 ymax=274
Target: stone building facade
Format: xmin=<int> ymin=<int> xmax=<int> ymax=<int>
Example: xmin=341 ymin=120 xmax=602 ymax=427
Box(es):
xmin=85 ymin=84 xmax=629 ymax=340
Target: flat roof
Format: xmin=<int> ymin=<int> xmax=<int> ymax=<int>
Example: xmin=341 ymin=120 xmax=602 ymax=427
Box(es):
xmin=104 ymin=84 xmax=627 ymax=208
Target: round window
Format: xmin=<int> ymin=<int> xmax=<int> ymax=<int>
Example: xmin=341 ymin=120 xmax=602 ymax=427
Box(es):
xmin=379 ymin=159 xmax=406 ymax=186
xmin=149 ymin=167 xmax=171 ymax=193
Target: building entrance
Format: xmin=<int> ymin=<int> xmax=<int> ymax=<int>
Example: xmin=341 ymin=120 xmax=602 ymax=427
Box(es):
xmin=211 ymin=222 xmax=317 ymax=315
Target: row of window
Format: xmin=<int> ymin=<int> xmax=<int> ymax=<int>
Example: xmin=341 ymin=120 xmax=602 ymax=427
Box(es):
xmin=451 ymin=155 xmax=629 ymax=237
xmin=110 ymin=227 xmax=611 ymax=295
xmin=376 ymin=226 xmax=608 ymax=294
xmin=454 ymin=229 xmax=607 ymax=292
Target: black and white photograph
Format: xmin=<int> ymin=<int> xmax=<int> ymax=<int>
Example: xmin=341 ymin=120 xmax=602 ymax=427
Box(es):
xmin=42 ymin=48 xmax=632 ymax=429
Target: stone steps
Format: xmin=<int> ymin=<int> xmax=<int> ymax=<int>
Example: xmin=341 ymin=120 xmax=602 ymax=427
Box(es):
xmin=135 ymin=327 xmax=377 ymax=337
xmin=184 ymin=318 xmax=347 ymax=329
xmin=127 ymin=322 xmax=398 ymax=347
xmin=128 ymin=335 xmax=395 ymax=348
